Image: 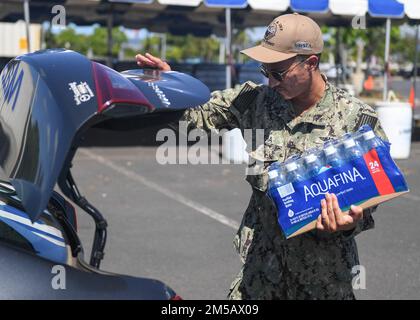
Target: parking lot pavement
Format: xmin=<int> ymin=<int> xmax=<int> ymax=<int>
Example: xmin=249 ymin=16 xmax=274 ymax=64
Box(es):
xmin=72 ymin=140 xmax=420 ymax=300
xmin=355 ymin=142 xmax=420 ymax=300
xmin=72 ymin=145 xmax=249 ymax=300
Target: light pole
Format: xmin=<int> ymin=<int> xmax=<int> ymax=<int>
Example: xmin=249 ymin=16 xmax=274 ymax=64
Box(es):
xmin=23 ymin=0 xmax=31 ymax=53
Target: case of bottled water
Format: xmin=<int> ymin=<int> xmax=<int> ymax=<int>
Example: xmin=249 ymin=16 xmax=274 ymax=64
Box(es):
xmin=267 ymin=125 xmax=409 ymax=239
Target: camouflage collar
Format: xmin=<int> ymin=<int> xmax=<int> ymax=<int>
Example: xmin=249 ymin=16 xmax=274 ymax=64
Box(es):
xmin=282 ymin=78 xmax=337 ymax=130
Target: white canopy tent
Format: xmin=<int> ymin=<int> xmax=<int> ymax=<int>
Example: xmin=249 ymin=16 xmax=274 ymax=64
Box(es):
xmin=2 ymin=0 xmax=419 ymax=93
xmin=152 ymin=0 xmax=420 ymax=93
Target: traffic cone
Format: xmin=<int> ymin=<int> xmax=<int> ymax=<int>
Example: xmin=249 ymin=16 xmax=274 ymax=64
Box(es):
xmin=364 ymin=75 xmax=374 ymax=91
xmin=409 ymin=84 xmax=415 ymax=109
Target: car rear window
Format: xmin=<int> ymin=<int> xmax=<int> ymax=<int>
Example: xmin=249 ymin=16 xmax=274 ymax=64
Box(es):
xmin=0 ymin=220 xmax=36 ymax=253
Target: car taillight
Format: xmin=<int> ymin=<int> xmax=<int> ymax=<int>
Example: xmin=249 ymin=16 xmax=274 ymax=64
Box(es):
xmin=91 ymin=62 xmax=154 ymax=114
xmin=170 ymin=295 xmax=183 ymax=300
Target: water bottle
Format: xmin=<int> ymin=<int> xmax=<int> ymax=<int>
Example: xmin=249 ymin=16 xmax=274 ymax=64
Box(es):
xmin=267 ymin=162 xmax=285 ymax=199
xmin=285 ymin=160 xmax=305 ymax=183
xmin=323 ymin=140 xmax=343 ymax=168
xmin=342 ymin=133 xmax=363 ymax=160
xmin=304 ymin=152 xmax=322 ymax=177
xmin=359 ymin=125 xmax=384 ymax=152
xmin=268 ymin=162 xmax=284 ymax=188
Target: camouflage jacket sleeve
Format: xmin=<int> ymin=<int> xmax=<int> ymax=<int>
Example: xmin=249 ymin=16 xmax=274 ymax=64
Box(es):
xmin=341 ymin=96 xmax=388 ymax=240
xmin=345 ymin=95 xmax=389 ymax=142
xmin=180 ymin=81 xmax=261 ymax=134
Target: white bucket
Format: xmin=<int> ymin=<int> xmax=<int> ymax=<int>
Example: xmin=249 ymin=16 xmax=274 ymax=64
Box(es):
xmin=375 ymin=101 xmax=412 ymax=159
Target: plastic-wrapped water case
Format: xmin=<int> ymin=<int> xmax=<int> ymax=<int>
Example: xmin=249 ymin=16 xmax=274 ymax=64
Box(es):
xmin=267 ymin=125 xmax=409 ymax=239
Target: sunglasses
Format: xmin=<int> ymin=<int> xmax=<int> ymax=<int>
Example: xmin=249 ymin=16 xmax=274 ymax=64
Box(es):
xmin=260 ymin=58 xmax=308 ymax=82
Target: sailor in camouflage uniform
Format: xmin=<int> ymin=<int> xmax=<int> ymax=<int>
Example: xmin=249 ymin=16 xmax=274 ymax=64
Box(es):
xmin=136 ymin=13 xmax=387 ymax=300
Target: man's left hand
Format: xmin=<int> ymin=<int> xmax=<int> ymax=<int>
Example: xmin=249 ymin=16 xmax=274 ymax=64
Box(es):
xmin=316 ymin=193 xmax=363 ymax=233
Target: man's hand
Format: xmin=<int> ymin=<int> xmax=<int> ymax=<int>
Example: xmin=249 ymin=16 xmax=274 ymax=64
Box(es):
xmin=135 ymin=53 xmax=171 ymax=71
xmin=316 ymin=193 xmax=363 ymax=233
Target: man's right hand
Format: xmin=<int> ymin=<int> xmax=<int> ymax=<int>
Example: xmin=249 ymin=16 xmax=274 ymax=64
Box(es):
xmin=135 ymin=53 xmax=171 ymax=71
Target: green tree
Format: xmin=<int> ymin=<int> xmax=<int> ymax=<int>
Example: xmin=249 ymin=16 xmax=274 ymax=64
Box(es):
xmin=88 ymin=26 xmax=128 ymax=57
xmin=338 ymin=25 xmax=414 ymax=64
xmin=142 ymin=33 xmax=220 ymax=63
xmin=52 ymin=27 xmax=90 ymax=54
xmin=49 ymin=26 xmax=128 ymax=58
xmin=141 ymin=35 xmax=162 ymax=57
xmin=170 ymin=34 xmax=220 ymax=62
xmin=232 ymin=29 xmax=251 ymax=63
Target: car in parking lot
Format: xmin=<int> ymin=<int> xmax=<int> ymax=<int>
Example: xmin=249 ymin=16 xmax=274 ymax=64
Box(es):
xmin=0 ymin=49 xmax=210 ymax=299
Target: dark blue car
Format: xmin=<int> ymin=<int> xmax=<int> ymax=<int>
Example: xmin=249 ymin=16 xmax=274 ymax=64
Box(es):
xmin=0 ymin=49 xmax=210 ymax=299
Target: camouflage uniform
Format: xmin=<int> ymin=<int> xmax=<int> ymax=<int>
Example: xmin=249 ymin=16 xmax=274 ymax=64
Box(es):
xmin=181 ymin=77 xmax=388 ymax=300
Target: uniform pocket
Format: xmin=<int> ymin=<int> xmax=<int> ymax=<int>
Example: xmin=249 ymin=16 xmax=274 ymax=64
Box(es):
xmin=284 ymin=233 xmax=358 ymax=285
xmin=245 ymin=172 xmax=269 ymax=193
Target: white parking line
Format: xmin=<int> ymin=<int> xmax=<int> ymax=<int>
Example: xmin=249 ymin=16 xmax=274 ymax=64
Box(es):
xmin=79 ymin=149 xmax=240 ymax=230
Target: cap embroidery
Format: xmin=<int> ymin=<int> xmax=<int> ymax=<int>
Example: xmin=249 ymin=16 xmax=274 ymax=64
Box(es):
xmin=264 ymin=24 xmax=277 ymax=42
xmin=294 ymin=41 xmax=312 ymax=51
